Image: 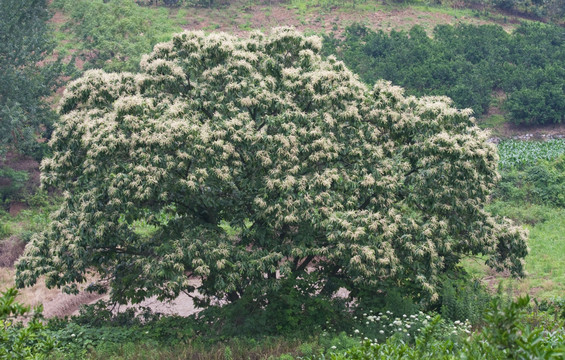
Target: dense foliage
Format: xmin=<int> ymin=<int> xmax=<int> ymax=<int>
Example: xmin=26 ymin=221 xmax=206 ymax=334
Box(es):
xmin=16 ymin=29 xmax=527 ymax=324
xmin=5 ymin=290 xmax=563 ymax=359
xmin=0 ymin=168 xmax=29 ymax=205
xmin=494 ymin=153 xmax=565 ymax=208
xmin=324 ymin=22 xmax=565 ymax=125
xmin=0 ymin=288 xmax=55 ymax=359
xmin=492 ymin=141 xmax=565 ymax=227
xmin=487 ymin=0 xmax=565 ymax=22
xmin=0 ymin=0 xmax=63 ymax=159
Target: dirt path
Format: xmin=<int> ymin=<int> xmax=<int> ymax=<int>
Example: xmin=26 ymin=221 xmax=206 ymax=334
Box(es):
xmin=41 ymin=279 xmax=204 ymax=318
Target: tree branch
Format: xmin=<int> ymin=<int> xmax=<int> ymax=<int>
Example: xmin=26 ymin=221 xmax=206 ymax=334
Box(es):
xmin=294 ymin=255 xmax=315 ymax=273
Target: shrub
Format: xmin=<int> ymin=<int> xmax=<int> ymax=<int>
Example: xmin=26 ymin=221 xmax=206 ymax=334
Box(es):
xmin=438 ymin=277 xmax=492 ymax=325
xmin=52 ymin=0 xmax=181 ymax=72
xmin=324 ymin=22 xmax=565 ymax=126
xmin=493 ymin=153 xmax=565 ymax=208
xmin=319 ymin=296 xmax=565 ymax=359
xmin=0 ymin=288 xmax=55 ymax=359
xmin=0 ymin=167 xmax=28 ymax=204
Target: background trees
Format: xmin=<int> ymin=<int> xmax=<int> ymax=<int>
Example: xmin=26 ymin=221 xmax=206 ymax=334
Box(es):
xmin=0 ymin=0 xmax=63 ymax=160
xmin=324 ymin=22 xmax=565 ymax=125
xmin=16 ymin=29 xmax=527 ymax=327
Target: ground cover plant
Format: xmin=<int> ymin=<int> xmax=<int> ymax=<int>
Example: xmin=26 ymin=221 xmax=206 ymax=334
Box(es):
xmin=3 ymin=288 xmax=560 ymax=359
xmin=463 ymin=0 xmax=565 ymax=23
xmin=477 ymin=150 xmax=565 ymax=299
xmin=321 ymin=296 xmax=565 ymax=359
xmin=0 ymin=288 xmax=55 ymax=359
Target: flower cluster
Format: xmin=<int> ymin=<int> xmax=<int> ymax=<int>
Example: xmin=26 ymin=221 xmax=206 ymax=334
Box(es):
xmin=350 ymin=310 xmax=472 ymax=343
xmin=322 ymin=310 xmax=473 ymax=352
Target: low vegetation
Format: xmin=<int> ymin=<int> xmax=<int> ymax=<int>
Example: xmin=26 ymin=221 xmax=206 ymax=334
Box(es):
xmin=2 ymin=285 xmax=565 ymax=359
xmin=52 ymin=0 xmax=182 ymax=72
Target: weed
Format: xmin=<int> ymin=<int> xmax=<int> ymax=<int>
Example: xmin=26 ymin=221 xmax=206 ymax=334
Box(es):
xmin=478 ymin=114 xmax=506 ymax=130
xmin=204 ymin=23 xmax=221 ymax=30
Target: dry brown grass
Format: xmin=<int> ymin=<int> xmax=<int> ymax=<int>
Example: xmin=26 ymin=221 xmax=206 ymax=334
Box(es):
xmin=0 ymin=236 xmax=26 ymax=267
xmin=0 ymin=268 xmax=105 ymax=317
xmin=1 ymin=268 xmax=63 ymax=307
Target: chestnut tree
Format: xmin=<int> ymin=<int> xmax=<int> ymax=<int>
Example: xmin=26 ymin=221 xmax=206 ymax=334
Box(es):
xmin=16 ymin=28 xmax=527 ymax=310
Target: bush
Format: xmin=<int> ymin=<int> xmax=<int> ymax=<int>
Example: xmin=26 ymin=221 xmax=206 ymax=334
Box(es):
xmin=466 ymin=296 xmax=565 ymax=358
xmin=0 ymin=288 xmax=55 ymax=359
xmin=493 ymin=154 xmax=565 ymax=209
xmin=192 ymin=278 xmax=352 ymax=337
xmin=52 ymin=0 xmax=181 ymax=72
xmin=45 ymin=306 xmax=194 ymax=358
xmin=319 ymin=296 xmax=565 ymax=359
xmin=438 ymin=277 xmax=492 ymax=325
xmin=0 ymin=167 xmax=28 ymax=204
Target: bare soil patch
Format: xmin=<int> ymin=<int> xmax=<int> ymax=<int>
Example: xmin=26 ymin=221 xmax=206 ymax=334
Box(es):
xmin=0 ymin=267 xmax=204 ymax=318
xmin=499 ymin=122 xmax=565 ymax=139
xmin=50 ymin=9 xmax=66 ymax=25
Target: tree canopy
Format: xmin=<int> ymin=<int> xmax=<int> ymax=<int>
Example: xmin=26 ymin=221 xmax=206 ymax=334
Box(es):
xmin=16 ymin=28 xmax=527 ymax=314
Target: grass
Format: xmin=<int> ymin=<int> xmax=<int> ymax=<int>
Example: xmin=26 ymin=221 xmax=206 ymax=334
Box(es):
xmin=519 ymin=209 xmax=565 ymax=299
xmin=80 ymin=338 xmax=308 ymax=360
xmin=0 ymin=200 xmax=60 ymax=306
xmin=486 ymin=202 xmax=555 ymax=225
xmin=462 ymin=204 xmax=565 ymax=300
xmin=0 ymin=202 xmax=56 ymax=241
xmin=411 ymin=3 xmax=478 ymax=18
xmin=478 ymin=114 xmax=506 ymax=132
xmin=173 ymin=8 xmax=189 ymax=27
xmin=462 ymin=142 xmax=565 ymax=299
xmin=162 ymin=0 xmax=525 ymax=39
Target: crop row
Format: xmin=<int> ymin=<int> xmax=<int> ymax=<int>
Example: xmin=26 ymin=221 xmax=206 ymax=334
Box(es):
xmin=497 ymin=139 xmax=565 ymax=169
